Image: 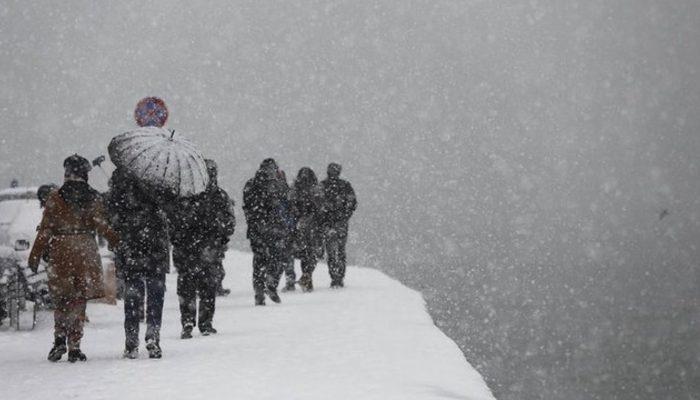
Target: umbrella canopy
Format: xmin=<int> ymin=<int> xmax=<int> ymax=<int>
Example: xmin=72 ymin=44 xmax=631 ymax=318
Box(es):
xmin=108 ymin=127 xmax=209 ymax=197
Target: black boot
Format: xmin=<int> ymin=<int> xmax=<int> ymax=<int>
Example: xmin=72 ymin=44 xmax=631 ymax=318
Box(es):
xmin=255 ymin=293 xmax=265 ymax=306
xmin=200 ymin=325 xmax=218 ymax=336
xmin=181 ymin=323 xmax=194 ymax=339
xmin=330 ymin=279 xmax=344 ymax=289
xmin=47 ymin=336 xmax=67 ymax=362
xmin=67 ymin=349 xmax=87 ymax=363
xmin=123 ymin=346 xmax=139 ymax=359
xmin=265 ymin=287 xmax=281 ymax=303
xmin=281 ymin=280 xmax=296 ymax=292
xmin=146 ymin=339 xmax=162 ymax=359
xmin=299 ymin=273 xmax=314 ymax=293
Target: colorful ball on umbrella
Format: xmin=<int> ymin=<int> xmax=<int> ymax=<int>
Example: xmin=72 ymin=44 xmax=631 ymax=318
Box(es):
xmin=134 ymin=97 xmax=169 ymax=127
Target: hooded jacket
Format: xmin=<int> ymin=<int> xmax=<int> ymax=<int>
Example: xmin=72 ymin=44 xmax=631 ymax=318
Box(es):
xmin=243 ymin=169 xmax=290 ymax=243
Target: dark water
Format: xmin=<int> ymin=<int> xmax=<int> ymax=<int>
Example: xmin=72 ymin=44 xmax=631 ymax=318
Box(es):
xmin=366 ymin=254 xmax=700 ymax=400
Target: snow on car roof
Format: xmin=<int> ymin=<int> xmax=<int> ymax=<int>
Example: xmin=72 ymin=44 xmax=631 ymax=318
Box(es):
xmin=0 ymin=187 xmax=39 ymax=201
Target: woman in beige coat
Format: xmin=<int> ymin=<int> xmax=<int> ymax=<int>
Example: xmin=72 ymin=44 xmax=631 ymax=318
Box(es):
xmin=29 ymin=155 xmax=119 ymax=362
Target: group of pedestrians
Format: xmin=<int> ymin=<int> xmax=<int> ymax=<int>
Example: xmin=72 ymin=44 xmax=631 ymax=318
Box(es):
xmin=27 ymin=154 xmax=356 ymax=363
xmin=243 ymin=159 xmax=357 ymax=305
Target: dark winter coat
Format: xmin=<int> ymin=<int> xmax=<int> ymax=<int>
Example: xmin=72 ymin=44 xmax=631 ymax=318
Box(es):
xmin=243 ymin=170 xmax=291 ymax=245
xmin=28 ymin=182 xmax=119 ymax=301
xmin=107 ymin=168 xmax=170 ymax=275
xmin=290 ymin=178 xmax=323 ymax=258
xmin=319 ymin=177 xmax=357 ymax=227
xmin=170 ymin=184 xmax=235 ymax=257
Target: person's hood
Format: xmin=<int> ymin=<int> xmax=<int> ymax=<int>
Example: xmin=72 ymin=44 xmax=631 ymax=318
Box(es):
xmin=254 ymin=169 xmax=272 ymax=183
xmin=59 ymin=180 xmax=98 ymax=209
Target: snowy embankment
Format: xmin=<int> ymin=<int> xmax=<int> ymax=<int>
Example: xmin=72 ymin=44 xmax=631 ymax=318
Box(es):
xmin=0 ymin=250 xmax=494 ymax=400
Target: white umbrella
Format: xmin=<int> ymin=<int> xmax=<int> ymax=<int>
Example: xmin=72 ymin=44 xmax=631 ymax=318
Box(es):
xmin=108 ymin=127 xmax=209 ymax=197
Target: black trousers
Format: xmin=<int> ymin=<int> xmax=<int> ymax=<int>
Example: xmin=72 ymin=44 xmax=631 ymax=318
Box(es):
xmin=124 ymin=272 xmax=166 ymax=348
xmin=324 ymin=221 xmax=349 ymax=283
xmin=174 ymin=249 xmax=217 ymax=330
xmin=212 ymin=259 xmax=226 ymax=290
xmin=251 ymin=239 xmax=288 ymax=295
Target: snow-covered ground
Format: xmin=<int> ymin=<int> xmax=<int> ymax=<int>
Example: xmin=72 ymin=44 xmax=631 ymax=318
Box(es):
xmin=0 ymin=250 xmax=494 ymax=400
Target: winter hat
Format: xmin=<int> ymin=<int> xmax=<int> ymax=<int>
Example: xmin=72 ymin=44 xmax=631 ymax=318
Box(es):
xmin=327 ymin=163 xmax=342 ymax=178
xmin=260 ymin=158 xmax=278 ymax=171
xmin=63 ymin=154 xmax=92 ymax=181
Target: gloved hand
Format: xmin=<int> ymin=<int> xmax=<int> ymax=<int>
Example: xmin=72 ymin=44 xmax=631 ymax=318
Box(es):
xmin=28 ymin=261 xmax=39 ymax=274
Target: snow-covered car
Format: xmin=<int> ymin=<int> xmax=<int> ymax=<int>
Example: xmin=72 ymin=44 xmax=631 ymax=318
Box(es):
xmin=0 ymin=187 xmax=42 ymax=268
xmin=0 ymin=188 xmax=51 ymax=318
xmin=0 ymin=186 xmax=117 ymax=308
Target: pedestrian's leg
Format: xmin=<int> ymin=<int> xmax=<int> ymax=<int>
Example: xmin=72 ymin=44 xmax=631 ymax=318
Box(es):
xmin=213 ymin=259 xmax=229 ymax=296
xmin=47 ymin=297 xmax=68 ymax=361
xmin=63 ymin=299 xmax=88 ymax=362
xmin=145 ymin=273 xmax=166 ymax=344
xmin=53 ymin=297 xmax=68 ymax=342
xmin=252 ymin=244 xmax=266 ymax=303
xmin=123 ymin=274 xmax=144 ymax=350
xmin=177 ymin=269 xmax=197 ymax=330
xmin=266 ymin=242 xmax=284 ymax=291
xmin=197 ymin=267 xmax=217 ymax=333
xmin=66 ymin=299 xmax=87 ymax=351
xmin=300 ymin=248 xmax=317 ymax=275
xmin=337 ymin=227 xmax=348 ymax=284
xmin=283 ymin=243 xmax=295 ymax=289
xmin=325 ymin=231 xmax=340 ymax=284
xmin=299 ymin=250 xmax=316 ymax=292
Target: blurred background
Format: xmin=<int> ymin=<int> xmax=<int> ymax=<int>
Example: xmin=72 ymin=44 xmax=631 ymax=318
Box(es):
xmin=1 ymin=1 xmax=699 ymax=399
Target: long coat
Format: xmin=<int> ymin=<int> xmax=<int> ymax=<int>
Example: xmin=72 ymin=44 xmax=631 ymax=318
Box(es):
xmin=29 ymin=184 xmax=119 ymax=301
xmin=290 ymin=184 xmax=323 ymax=258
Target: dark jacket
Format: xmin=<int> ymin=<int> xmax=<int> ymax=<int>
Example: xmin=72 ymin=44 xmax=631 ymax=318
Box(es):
xmin=243 ymin=170 xmax=291 ymax=244
xmin=319 ymin=177 xmax=357 ymax=226
xmin=107 ymin=168 xmax=170 ymax=275
xmin=290 ymin=180 xmax=323 ymax=257
xmin=170 ymin=185 xmax=236 ymax=254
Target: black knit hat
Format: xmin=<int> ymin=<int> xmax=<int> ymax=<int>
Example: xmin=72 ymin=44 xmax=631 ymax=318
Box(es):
xmin=260 ymin=158 xmax=278 ymax=171
xmin=63 ymin=154 xmax=92 ymax=181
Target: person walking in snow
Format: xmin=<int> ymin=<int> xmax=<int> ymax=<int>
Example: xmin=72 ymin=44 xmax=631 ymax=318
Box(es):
xmin=290 ymin=167 xmax=323 ymax=292
xmin=171 ymin=159 xmax=235 ymax=338
xmin=107 ymin=167 xmax=170 ymax=359
xmin=319 ymin=163 xmax=357 ymax=288
xmin=28 ymin=155 xmax=119 ymax=363
xmin=242 ymin=158 xmax=291 ymax=305
xmin=277 ymin=169 xmax=297 ymax=292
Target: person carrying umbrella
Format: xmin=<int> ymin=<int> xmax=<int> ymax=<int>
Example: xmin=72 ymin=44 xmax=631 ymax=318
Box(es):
xmin=28 ymin=155 xmax=119 ymax=362
xmin=107 ymin=167 xmax=170 ymax=359
xmin=108 ymin=124 xmax=210 ymax=357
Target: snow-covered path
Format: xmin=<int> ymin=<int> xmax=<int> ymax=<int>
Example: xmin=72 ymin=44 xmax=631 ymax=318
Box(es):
xmin=0 ymin=251 xmax=493 ymax=400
